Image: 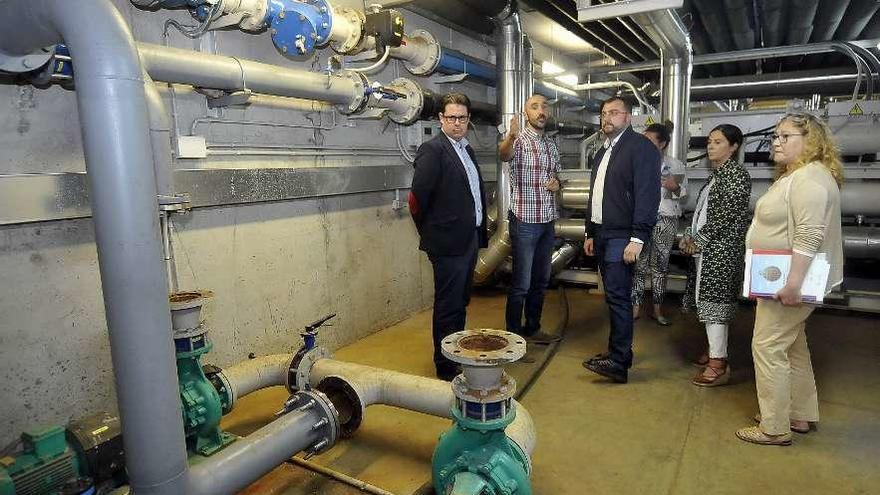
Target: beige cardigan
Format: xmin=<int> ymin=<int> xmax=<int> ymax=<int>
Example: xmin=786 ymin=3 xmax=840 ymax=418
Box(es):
xmin=747 ymin=161 xmax=843 ymax=294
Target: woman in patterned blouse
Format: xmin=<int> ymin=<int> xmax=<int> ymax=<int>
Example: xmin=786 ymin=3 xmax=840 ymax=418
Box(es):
xmin=680 ymin=124 xmax=752 ymax=387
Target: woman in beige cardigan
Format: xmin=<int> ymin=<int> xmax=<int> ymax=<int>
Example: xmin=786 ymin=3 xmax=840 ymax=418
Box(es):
xmin=736 ymin=113 xmax=844 ymax=446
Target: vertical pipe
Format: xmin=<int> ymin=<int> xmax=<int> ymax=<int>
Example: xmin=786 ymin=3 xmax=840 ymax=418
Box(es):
xmin=474 ymin=9 xmax=529 ymax=283
xmin=0 ymin=2 xmax=189 ymax=494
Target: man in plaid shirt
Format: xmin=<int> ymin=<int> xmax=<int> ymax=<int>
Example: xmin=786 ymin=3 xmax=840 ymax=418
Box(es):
xmin=499 ymin=94 xmax=562 ymax=344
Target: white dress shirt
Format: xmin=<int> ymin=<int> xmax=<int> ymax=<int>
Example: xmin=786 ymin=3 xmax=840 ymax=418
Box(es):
xmin=446 ymin=133 xmax=483 ymax=227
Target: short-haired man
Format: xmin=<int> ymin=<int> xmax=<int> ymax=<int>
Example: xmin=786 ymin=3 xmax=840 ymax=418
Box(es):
xmin=498 ymin=94 xmax=562 ymax=344
xmin=582 ymin=96 xmax=661 ymax=383
xmin=409 ymin=92 xmax=488 ymax=381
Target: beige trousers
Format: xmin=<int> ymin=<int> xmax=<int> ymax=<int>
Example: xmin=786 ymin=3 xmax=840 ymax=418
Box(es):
xmin=752 ymin=298 xmax=819 ymax=435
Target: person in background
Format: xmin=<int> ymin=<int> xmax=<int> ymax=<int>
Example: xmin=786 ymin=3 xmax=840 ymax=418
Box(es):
xmin=736 ymin=113 xmax=843 ymax=446
xmin=409 ymin=92 xmax=488 ymax=381
xmin=581 ymin=96 xmax=661 ymax=384
xmin=632 ymin=121 xmax=688 ymax=326
xmin=680 ymin=124 xmax=751 ymax=387
xmin=498 ymin=94 xmax=562 ymax=345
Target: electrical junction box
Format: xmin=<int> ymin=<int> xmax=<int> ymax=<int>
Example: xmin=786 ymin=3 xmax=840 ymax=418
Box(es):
xmin=825 ymin=100 xmax=880 ymax=156
xmin=404 ymin=121 xmax=439 ymax=150
xmin=177 ymin=135 xmax=208 ymax=159
xmin=364 ymin=9 xmax=404 ymax=48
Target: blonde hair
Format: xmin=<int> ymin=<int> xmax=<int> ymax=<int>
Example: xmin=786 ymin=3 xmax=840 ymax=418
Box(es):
xmin=775 ymin=112 xmax=844 ymax=186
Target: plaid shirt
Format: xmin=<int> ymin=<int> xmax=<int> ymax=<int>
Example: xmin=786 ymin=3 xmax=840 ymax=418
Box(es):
xmin=510 ymin=126 xmax=561 ymax=223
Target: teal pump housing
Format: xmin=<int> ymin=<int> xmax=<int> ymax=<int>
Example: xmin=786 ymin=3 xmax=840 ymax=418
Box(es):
xmin=169 ymin=290 xmax=236 ymax=457
xmin=433 ymin=329 xmax=531 ymax=495
xmin=433 ymin=406 xmax=531 ymax=495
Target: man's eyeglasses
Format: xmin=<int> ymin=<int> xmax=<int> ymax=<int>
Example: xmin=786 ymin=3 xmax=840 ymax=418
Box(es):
xmin=441 ymin=114 xmax=470 ymax=123
xmin=600 ymin=110 xmax=627 ymax=118
xmin=771 ymin=133 xmax=804 ymax=144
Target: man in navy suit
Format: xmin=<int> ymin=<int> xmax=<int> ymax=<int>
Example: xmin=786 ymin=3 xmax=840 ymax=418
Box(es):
xmin=409 ymin=92 xmax=488 ymax=381
xmin=582 ymin=96 xmax=661 ymax=383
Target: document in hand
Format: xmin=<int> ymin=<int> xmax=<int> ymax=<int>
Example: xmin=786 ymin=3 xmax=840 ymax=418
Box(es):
xmin=742 ymin=249 xmax=831 ymax=303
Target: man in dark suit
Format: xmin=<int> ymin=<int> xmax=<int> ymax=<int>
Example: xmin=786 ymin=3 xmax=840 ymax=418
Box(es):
xmin=409 ymin=92 xmax=488 ymax=381
xmin=582 ymin=96 xmax=661 ymax=383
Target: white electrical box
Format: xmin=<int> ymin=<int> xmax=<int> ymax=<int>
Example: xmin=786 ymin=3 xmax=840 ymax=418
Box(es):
xmin=177 ymin=135 xmax=207 ymax=159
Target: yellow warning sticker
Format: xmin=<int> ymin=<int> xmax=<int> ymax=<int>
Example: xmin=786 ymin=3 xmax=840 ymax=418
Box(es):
xmin=645 ymin=116 xmax=656 ymax=125
xmin=849 ymin=103 xmax=864 ymax=116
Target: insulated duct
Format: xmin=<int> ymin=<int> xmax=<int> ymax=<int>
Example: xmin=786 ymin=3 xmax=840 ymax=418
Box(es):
xmin=0 ymin=1 xmax=189 ymax=493
xmin=474 ymin=9 xmax=532 ymax=284
xmin=632 ymin=8 xmax=692 ymax=163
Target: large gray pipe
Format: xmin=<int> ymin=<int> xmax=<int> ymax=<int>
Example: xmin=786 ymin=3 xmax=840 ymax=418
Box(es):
xmin=474 ymin=8 xmax=531 ymax=283
xmin=689 ymin=69 xmax=876 ymax=101
xmin=0 ymin=1 xmax=189 ymax=493
xmin=633 ymin=9 xmax=692 ymax=163
xmin=137 ymin=42 xmax=367 ymax=111
xmin=187 ymin=391 xmax=338 ymax=495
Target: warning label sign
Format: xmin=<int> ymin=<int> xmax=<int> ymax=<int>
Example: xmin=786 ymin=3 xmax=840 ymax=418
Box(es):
xmin=849 ymin=103 xmax=864 ymax=116
xmin=645 ymin=116 xmax=656 ymax=125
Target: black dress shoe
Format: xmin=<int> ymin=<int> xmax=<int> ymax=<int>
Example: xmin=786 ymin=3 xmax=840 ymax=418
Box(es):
xmin=582 ymin=358 xmax=628 ymax=383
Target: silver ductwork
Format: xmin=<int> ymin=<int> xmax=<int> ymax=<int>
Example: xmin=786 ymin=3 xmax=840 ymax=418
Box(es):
xmin=632 ymin=9 xmax=692 ymax=163
xmin=560 ymin=180 xmax=590 ymax=210
xmin=474 ymin=8 xmax=532 ymax=284
xmin=550 ymin=243 xmax=580 ymax=276
xmin=554 ymin=218 xmax=587 ymax=241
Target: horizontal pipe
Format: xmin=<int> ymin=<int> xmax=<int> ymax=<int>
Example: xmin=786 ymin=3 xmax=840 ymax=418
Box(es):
xmin=560 ymin=181 xmax=589 ymax=210
xmin=219 ymin=354 xmax=292 ymax=406
xmin=550 ymin=243 xmax=580 ymax=275
xmin=554 ymin=218 xmax=586 ymax=240
xmin=137 ymin=42 xmax=366 ymax=109
xmin=187 ymin=399 xmax=333 ymax=495
xmin=580 ymin=38 xmax=880 ymax=75
xmin=689 ymin=70 xmax=874 ymax=101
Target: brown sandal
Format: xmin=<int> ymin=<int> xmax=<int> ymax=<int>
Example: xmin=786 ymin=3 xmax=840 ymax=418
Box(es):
xmin=691 ymin=352 xmax=709 ymax=367
xmin=692 ymin=359 xmax=730 ymax=387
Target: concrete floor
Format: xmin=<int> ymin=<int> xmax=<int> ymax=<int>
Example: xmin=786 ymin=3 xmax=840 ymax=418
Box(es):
xmin=224 ymin=288 xmax=880 ymax=495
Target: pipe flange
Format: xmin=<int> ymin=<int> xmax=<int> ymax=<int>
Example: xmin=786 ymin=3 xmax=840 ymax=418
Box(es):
xmin=315 ymin=375 xmax=364 ymax=438
xmin=0 ymin=46 xmax=54 ymax=74
xmin=288 ymin=346 xmax=330 ymax=392
xmin=402 ymin=29 xmax=441 ymax=76
xmin=289 ymin=389 xmax=340 ymax=454
xmin=451 ymin=371 xmax=516 ymax=404
xmin=335 ymin=70 xmax=369 ymax=115
xmin=441 ymin=329 xmax=526 ymax=366
xmin=329 ymin=8 xmax=365 ymax=54
xmin=387 ymin=77 xmax=423 ymax=125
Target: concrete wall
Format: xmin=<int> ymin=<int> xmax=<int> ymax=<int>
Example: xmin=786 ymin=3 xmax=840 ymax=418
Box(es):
xmin=0 ymin=0 xmax=581 ymax=444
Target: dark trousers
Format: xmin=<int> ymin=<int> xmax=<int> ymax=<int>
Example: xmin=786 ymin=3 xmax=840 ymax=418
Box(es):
xmin=506 ymin=212 xmax=555 ymax=336
xmin=428 ymin=233 xmax=478 ymax=375
xmin=595 ymin=229 xmax=635 ymax=369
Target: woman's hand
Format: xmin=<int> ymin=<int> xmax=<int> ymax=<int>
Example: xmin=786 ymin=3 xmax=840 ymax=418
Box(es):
xmin=775 ymin=284 xmax=802 ymax=306
xmin=679 ymin=236 xmax=697 ymax=255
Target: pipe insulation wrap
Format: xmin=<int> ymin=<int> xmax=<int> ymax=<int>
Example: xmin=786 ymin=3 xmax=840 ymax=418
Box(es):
xmin=0 ymin=2 xmax=189 ymax=494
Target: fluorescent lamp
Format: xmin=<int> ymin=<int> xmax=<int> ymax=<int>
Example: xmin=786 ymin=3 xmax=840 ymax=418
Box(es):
xmin=542 ymin=60 xmax=565 ymax=75
xmin=540 ymin=81 xmax=578 ymax=97
xmin=555 ymin=74 xmax=579 ymax=86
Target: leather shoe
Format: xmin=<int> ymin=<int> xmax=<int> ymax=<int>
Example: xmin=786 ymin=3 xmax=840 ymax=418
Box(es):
xmin=525 ymin=331 xmax=562 ymax=344
xmin=582 ymin=357 xmax=628 ymax=383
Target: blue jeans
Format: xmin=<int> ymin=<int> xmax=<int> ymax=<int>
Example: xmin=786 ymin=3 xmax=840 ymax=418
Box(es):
xmin=595 ymin=231 xmax=635 ymax=369
xmin=506 ymin=212 xmax=555 ymax=336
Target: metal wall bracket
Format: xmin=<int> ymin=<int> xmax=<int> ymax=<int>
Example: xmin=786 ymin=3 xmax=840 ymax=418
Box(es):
xmin=205 ymin=89 xmax=254 ymax=108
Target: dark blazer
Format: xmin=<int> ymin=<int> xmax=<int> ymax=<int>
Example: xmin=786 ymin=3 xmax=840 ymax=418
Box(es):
xmin=409 ymin=133 xmax=489 ymax=256
xmin=585 ymin=126 xmax=662 ymax=242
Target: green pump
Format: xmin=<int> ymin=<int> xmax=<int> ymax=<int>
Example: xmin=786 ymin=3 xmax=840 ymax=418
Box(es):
xmin=432 ymin=329 xmax=532 ymax=495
